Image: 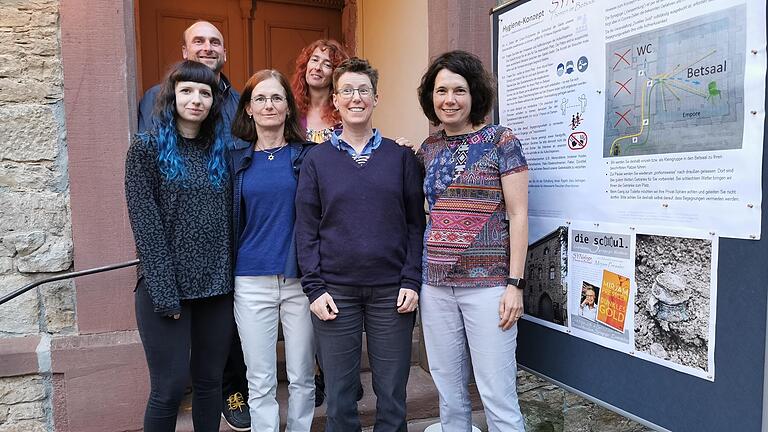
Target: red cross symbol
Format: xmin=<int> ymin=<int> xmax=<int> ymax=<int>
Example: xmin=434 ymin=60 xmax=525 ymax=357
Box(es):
xmin=614 ymin=78 xmax=632 ymax=97
xmin=612 ymin=49 xmax=631 ymax=70
xmin=614 ymin=109 xmax=632 ymax=127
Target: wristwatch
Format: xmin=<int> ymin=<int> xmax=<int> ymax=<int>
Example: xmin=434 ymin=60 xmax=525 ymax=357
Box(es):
xmin=506 ymin=277 xmax=527 ymax=291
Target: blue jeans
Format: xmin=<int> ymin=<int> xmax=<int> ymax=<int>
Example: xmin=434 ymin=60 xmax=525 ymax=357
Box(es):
xmin=420 ymin=284 xmax=526 ymax=432
xmin=313 ymin=283 xmax=415 ymax=432
xmin=135 ymin=279 xmax=234 ymax=432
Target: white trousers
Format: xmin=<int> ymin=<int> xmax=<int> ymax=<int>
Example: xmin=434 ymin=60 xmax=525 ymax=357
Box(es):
xmin=234 ymin=276 xmax=315 ymax=432
xmin=420 ymin=284 xmax=526 ymax=432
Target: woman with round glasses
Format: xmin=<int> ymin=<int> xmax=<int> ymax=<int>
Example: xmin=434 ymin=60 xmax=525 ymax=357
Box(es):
xmin=125 ymin=60 xmax=232 ymax=431
xmin=295 ymin=57 xmax=425 ymax=432
xmin=416 ymin=50 xmax=529 ymax=431
xmin=291 ymin=39 xmax=349 ymax=144
xmin=291 ymin=39 xmax=372 ymax=407
xmin=229 ymin=69 xmax=316 ymax=432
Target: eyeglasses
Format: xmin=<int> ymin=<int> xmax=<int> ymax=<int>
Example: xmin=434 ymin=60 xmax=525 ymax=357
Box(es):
xmin=336 ymin=87 xmax=373 ymax=99
xmin=251 ymin=95 xmax=286 ymax=106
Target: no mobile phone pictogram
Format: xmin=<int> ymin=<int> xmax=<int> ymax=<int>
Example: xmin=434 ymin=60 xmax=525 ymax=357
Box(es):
xmin=568 ymin=132 xmax=588 ymax=150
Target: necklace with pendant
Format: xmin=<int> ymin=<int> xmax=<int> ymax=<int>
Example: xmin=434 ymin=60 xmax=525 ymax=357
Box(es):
xmin=255 ymin=143 xmax=287 ymax=161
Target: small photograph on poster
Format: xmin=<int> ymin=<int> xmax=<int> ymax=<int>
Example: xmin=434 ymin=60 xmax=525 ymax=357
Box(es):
xmin=523 ymin=225 xmax=569 ymax=327
xmin=634 ymin=233 xmax=715 ymax=373
xmin=578 ymin=281 xmax=600 ymax=322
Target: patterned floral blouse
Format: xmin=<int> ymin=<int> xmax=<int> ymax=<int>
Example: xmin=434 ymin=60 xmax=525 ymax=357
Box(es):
xmin=418 ymin=124 xmax=527 ymax=288
xmin=306 ymin=126 xmax=337 ymax=144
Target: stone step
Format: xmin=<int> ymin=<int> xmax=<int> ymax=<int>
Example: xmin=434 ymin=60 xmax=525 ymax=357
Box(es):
xmin=175 ymin=365 xmax=486 ymax=432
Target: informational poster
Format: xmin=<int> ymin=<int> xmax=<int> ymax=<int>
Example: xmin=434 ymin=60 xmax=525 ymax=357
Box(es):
xmin=498 ymin=0 xmax=764 ymax=380
xmin=523 ymin=220 xmax=719 ymax=380
xmin=495 ymin=0 xmax=766 ymax=240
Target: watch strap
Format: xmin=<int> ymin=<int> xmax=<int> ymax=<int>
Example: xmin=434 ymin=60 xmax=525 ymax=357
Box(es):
xmin=506 ymin=277 xmax=526 ymax=290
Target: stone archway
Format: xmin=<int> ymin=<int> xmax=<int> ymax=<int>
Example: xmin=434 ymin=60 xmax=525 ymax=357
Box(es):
xmin=538 ymin=292 xmax=555 ymax=322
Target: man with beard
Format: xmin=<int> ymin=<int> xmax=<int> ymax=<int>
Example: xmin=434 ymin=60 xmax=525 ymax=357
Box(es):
xmin=136 ymin=21 xmax=251 ymax=432
xmin=138 ymin=21 xmax=241 ymax=145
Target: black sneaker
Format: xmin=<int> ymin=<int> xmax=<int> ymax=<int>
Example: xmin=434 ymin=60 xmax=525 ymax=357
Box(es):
xmin=222 ymin=391 xmax=250 ymax=431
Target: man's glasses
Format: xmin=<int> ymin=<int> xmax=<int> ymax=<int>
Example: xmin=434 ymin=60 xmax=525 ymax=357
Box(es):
xmin=251 ymin=95 xmax=286 ymax=107
xmin=336 ymin=87 xmax=373 ymax=99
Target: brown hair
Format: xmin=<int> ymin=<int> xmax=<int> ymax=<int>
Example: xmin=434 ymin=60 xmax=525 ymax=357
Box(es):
xmin=418 ymin=50 xmax=496 ymax=127
xmin=332 ymin=57 xmax=379 ymax=95
xmin=231 ymin=69 xmax=304 ymax=143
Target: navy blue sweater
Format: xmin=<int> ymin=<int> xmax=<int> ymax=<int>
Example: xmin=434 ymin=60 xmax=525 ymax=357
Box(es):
xmin=295 ymin=138 xmax=425 ymax=303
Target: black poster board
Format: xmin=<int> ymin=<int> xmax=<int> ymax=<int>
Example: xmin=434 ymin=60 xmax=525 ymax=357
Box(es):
xmin=491 ymin=1 xmax=768 ymax=430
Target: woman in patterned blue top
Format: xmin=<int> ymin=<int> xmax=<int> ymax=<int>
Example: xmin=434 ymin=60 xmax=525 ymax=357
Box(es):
xmin=416 ymin=50 xmax=529 ymax=432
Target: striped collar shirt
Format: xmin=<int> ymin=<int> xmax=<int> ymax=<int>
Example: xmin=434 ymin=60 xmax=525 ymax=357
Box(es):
xmin=330 ymin=128 xmax=382 ymax=165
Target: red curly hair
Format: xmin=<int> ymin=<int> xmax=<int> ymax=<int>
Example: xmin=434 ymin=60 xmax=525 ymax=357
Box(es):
xmin=290 ymin=39 xmax=350 ymax=125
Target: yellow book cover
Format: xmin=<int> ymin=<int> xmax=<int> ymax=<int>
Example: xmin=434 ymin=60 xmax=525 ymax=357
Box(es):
xmin=597 ymin=270 xmax=630 ymax=332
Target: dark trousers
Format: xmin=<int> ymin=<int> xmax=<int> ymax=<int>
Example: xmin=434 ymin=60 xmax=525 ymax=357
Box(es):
xmin=313 ymin=284 xmax=415 ymax=432
xmin=135 ymin=280 xmax=234 ymax=432
xmin=222 ymin=321 xmax=248 ymax=398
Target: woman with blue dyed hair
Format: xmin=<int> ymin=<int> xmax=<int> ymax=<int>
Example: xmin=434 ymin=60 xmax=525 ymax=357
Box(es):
xmin=125 ymin=60 xmax=233 ymax=432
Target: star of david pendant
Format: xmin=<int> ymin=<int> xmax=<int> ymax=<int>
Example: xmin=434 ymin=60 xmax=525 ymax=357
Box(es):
xmin=268 ymin=154 xmax=275 ymax=161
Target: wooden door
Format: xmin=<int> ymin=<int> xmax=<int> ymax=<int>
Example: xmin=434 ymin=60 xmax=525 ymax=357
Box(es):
xmin=135 ymin=0 xmax=250 ymax=93
xmin=250 ymin=1 xmax=343 ymax=78
xmin=136 ymin=0 xmax=344 ymax=96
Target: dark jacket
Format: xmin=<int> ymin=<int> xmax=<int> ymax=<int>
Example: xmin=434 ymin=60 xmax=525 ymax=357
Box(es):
xmin=229 ymin=140 xmax=315 ymax=278
xmin=138 ymin=73 xmax=248 ymax=150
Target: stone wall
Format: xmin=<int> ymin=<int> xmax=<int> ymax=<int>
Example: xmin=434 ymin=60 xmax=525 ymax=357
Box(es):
xmin=0 ymin=376 xmax=48 ymax=432
xmin=0 ymin=1 xmax=69 ymax=431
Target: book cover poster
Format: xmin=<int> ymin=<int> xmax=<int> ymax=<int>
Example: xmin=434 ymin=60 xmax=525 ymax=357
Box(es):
xmin=597 ymin=270 xmax=630 ymax=332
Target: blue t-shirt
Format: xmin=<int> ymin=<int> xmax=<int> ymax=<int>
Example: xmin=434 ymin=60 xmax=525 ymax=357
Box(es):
xmin=235 ymin=148 xmax=296 ymax=276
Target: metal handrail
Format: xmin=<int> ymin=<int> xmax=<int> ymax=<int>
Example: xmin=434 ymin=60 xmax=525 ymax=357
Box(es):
xmin=0 ymin=259 xmax=140 ymax=306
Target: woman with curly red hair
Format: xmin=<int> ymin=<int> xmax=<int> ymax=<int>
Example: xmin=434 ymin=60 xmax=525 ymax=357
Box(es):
xmin=290 ymin=39 xmax=349 ymax=143
xmin=290 ymin=39 xmax=351 ymax=408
